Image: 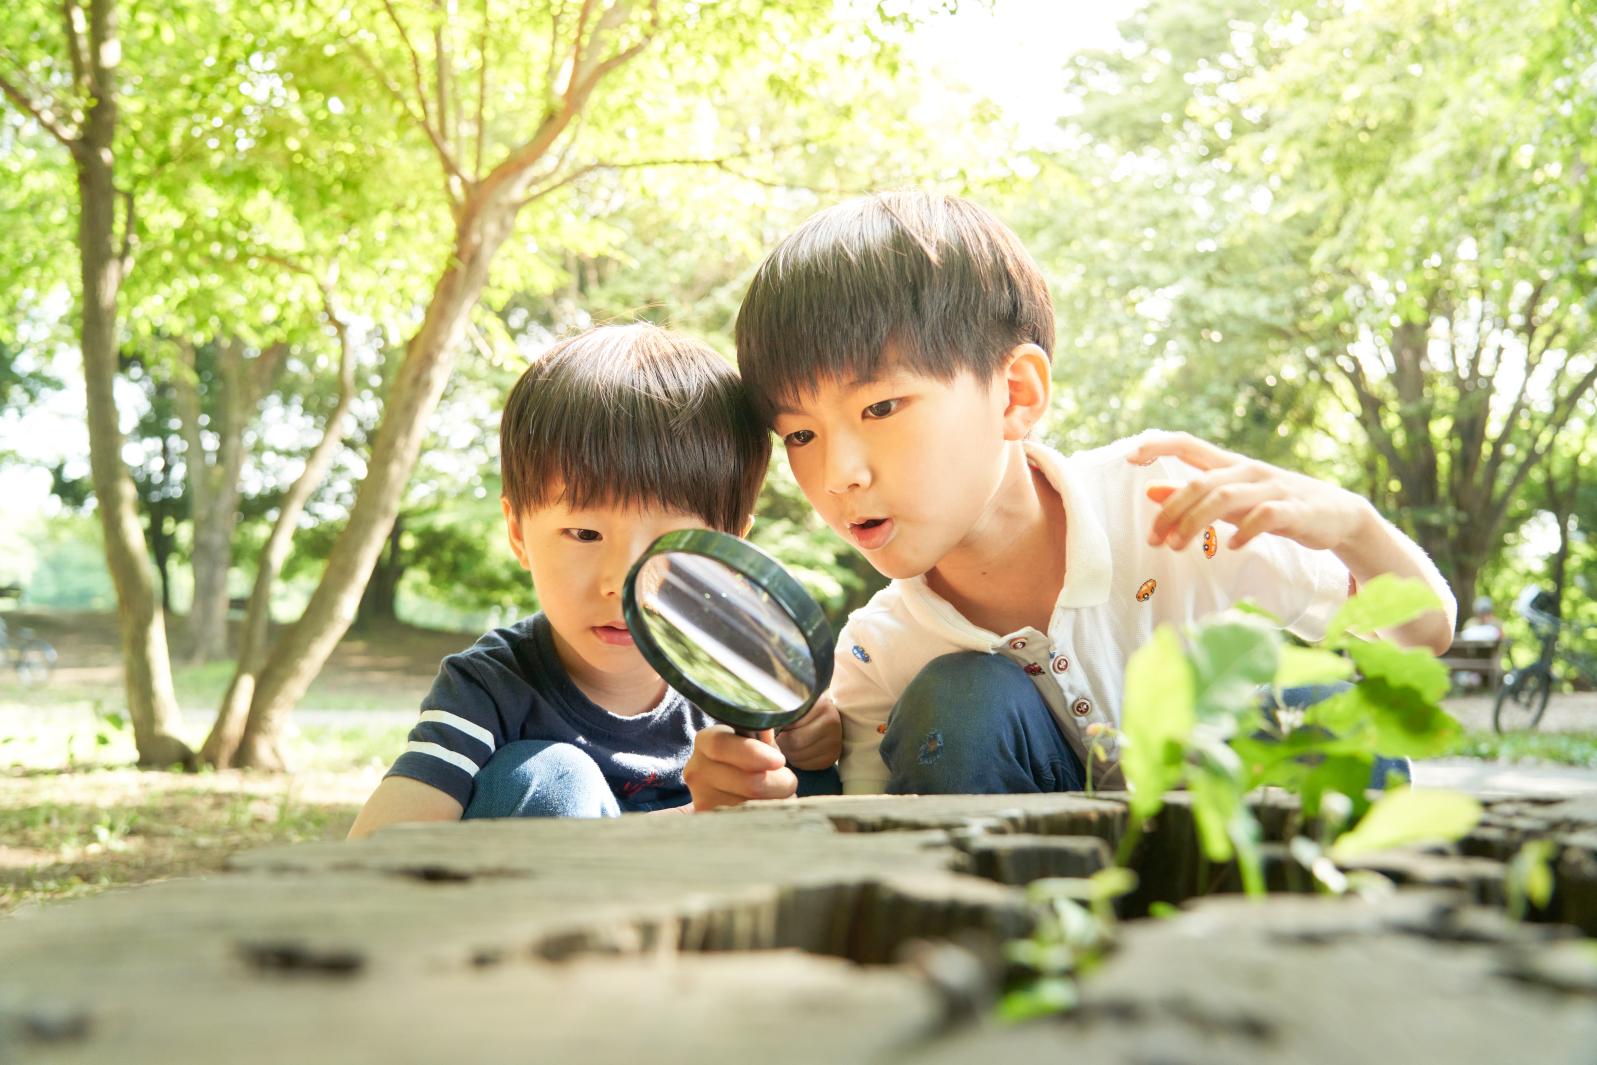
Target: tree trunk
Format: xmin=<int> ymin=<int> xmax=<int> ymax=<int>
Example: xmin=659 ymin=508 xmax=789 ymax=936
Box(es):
xmin=225 ymin=6 xmax=655 ymax=769
xmin=1546 ymin=455 xmax=1582 ymax=616
xmin=356 ymin=518 xmax=404 ymax=631
xmin=233 ymin=203 xmax=520 ymax=768
xmin=202 ymin=335 xmax=355 ymax=768
xmin=176 ymin=339 xmax=258 ymax=663
xmin=74 ymin=0 xmax=193 ymax=768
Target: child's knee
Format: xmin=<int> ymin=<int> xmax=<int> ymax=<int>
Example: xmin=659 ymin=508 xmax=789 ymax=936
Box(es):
xmin=895 ymin=652 xmax=1041 ymax=729
xmin=885 ymin=652 xmax=1048 ymax=786
xmin=480 ymin=739 xmax=593 ymax=786
xmin=470 ymin=740 xmax=616 ymax=819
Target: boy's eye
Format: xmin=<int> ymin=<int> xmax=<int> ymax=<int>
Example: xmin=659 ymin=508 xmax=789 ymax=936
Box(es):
xmin=863 ymin=399 xmax=900 ymax=419
xmin=564 ymin=528 xmax=602 ymax=543
xmin=783 ymin=429 xmax=816 ymax=448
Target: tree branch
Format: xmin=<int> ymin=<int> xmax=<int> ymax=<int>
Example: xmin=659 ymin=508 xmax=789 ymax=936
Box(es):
xmin=474 ymin=0 xmax=489 ymax=180
xmin=432 ymin=14 xmax=450 ymax=159
xmin=116 ymin=185 xmax=135 ymax=275
xmin=514 ymin=145 xmax=825 ymax=208
xmin=0 ymin=63 xmax=77 ymax=149
xmin=60 ymin=0 xmax=87 ymax=90
xmin=378 ymin=0 xmax=466 ymax=198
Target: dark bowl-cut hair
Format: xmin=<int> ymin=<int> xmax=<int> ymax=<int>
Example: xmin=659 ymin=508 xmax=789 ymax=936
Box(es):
xmin=735 ymin=190 xmax=1055 ymax=425
xmin=500 ymin=324 xmax=770 ymax=533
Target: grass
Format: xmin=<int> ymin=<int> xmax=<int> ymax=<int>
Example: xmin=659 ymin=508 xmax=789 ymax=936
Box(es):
xmin=1 ymin=698 xmax=411 ymax=917
xmin=1451 ymin=729 xmax=1597 ymax=769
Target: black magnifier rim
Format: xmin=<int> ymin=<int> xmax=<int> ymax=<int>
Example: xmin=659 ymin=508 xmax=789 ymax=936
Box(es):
xmin=622 ymin=529 xmax=834 ymax=733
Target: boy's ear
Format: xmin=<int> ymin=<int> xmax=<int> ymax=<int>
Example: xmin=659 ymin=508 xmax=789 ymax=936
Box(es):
xmin=1000 ymin=343 xmax=1052 ymax=441
xmin=740 ymin=514 xmax=756 ymax=538
xmin=501 ymin=497 xmax=532 ymax=571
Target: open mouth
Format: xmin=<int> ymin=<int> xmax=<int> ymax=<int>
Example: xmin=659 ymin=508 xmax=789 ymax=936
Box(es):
xmin=847 ymin=517 xmax=894 ymax=550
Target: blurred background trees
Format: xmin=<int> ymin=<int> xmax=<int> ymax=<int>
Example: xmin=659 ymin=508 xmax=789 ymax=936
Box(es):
xmin=2 ymin=0 xmax=1593 ymax=767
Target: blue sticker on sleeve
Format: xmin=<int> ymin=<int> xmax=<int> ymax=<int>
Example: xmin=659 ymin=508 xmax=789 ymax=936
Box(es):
xmin=851 ymin=644 xmax=871 ymax=663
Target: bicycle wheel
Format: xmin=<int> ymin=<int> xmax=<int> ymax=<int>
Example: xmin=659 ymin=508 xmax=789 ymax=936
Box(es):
xmin=1493 ymin=667 xmax=1552 ymax=733
xmin=14 ymin=639 xmax=55 ymax=687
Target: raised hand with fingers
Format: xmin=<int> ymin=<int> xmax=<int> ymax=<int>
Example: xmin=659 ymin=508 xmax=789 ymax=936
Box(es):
xmin=1127 ymin=431 xmax=1375 ymax=555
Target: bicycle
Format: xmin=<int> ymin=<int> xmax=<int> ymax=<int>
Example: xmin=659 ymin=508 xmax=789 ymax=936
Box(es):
xmin=0 ymin=616 xmax=57 ymax=687
xmin=1492 ymin=586 xmax=1597 ymax=733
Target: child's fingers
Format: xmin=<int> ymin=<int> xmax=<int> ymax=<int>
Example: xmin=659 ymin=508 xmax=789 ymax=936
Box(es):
xmin=1167 ymin=482 xmax=1280 ymax=547
xmin=778 ymin=730 xmax=834 ymax=770
xmin=1146 ymin=466 xmax=1258 ymax=545
xmin=1126 ymin=431 xmax=1241 ymax=471
xmin=692 ymin=768 xmax=796 ymax=809
xmin=694 ymin=724 xmax=786 ymax=771
xmin=1229 ymin=501 xmax=1293 ymax=550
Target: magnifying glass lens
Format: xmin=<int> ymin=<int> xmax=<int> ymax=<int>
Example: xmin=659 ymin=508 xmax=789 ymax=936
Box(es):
xmin=633 ymin=552 xmax=816 ymax=713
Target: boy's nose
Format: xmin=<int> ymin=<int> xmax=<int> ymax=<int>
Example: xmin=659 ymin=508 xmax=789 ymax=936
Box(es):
xmin=598 ymin=552 xmax=631 ymax=599
xmin=823 ymin=441 xmax=870 ymax=495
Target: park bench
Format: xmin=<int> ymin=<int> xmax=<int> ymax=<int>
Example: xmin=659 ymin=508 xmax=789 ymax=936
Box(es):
xmin=1439 ymin=634 xmax=1507 ymax=693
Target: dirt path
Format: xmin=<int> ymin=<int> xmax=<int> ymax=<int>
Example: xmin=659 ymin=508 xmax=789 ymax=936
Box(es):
xmin=1441 ymin=689 xmax=1597 ymax=734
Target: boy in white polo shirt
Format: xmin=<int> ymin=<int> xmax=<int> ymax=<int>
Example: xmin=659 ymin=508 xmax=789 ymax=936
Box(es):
xmin=682 ymin=191 xmax=1456 ymax=805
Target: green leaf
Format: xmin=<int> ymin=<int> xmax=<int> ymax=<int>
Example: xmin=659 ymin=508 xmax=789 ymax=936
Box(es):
xmin=1300 ymin=755 xmax=1375 ymax=822
xmin=997 ymin=977 xmax=1078 ymax=1022
xmin=1120 ymin=625 xmax=1197 ymax=819
xmin=1087 ymin=866 xmax=1139 ymax=902
xmin=1329 ymin=789 xmax=1483 ymax=862
xmin=1346 ymin=640 xmax=1450 ymax=703
xmin=1188 ymin=769 xmax=1240 ymax=863
xmin=1351 ymin=679 xmax=1462 ymax=758
xmin=1275 ymin=645 xmax=1355 ymax=689
xmin=1188 ymin=618 xmax=1281 ymax=721
xmin=1324 ymin=576 xmax=1442 ymax=645
xmin=1506 ymin=839 xmax=1557 ymax=918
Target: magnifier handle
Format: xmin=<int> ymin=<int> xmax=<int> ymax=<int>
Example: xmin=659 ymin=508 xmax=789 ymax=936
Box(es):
xmin=734 ymin=725 xmax=779 ymax=747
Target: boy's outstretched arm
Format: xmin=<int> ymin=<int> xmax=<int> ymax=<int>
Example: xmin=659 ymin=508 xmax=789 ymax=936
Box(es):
xmin=1129 ymin=431 xmax=1457 ymax=654
xmin=348 ymin=776 xmax=464 ymax=839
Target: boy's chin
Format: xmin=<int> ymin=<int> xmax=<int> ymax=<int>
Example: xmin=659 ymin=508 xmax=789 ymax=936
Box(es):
xmin=857 ymin=547 xmax=935 ymax=582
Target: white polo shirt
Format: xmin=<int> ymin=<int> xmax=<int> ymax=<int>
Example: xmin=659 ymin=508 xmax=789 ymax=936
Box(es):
xmin=829 ymin=433 xmax=1352 ymax=794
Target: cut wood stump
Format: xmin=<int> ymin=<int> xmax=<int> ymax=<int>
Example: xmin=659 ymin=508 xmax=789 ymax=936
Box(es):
xmin=1 ymin=792 xmax=1594 ymax=1063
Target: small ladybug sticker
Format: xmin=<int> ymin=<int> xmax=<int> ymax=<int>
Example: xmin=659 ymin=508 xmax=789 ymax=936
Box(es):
xmin=1202 ymin=525 xmax=1218 ymax=559
xmin=1136 ymin=578 xmax=1157 ymax=602
xmin=851 ymin=645 xmax=871 ymax=663
xmin=1024 ymin=662 xmax=1045 ymax=676
xmin=877 ymin=722 xmax=888 ymax=735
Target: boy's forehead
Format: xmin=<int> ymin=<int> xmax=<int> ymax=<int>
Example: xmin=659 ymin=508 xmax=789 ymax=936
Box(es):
xmin=772 ymin=357 xmax=931 ymax=415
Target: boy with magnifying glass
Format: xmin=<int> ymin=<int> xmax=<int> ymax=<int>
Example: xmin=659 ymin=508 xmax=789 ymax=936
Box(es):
xmin=684 ymin=191 xmax=1455 ymax=806
xmin=349 ymin=324 xmax=835 ymax=836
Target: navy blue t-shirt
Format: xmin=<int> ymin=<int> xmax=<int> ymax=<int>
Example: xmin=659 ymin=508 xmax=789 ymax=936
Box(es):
xmin=385 ymin=614 xmax=712 ymax=811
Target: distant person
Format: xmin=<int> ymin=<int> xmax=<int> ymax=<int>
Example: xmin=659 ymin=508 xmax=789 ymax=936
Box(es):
xmin=1459 ymin=596 xmax=1504 ymax=641
xmin=1453 ymin=595 xmax=1505 ymax=690
xmin=685 ymin=190 xmax=1456 ymax=805
xmin=348 ymin=325 xmax=838 ymax=838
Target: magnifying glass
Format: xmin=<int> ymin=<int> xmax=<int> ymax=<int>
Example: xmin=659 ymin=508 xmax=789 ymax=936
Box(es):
xmin=621 ymin=530 xmax=835 ymax=737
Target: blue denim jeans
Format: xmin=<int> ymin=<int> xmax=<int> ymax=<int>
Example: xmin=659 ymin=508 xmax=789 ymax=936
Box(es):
xmin=463 ymin=740 xmax=626 ymax=819
xmin=883 ymin=652 xmax=1087 ymax=794
xmin=882 ymin=654 xmax=1410 ymax=795
xmin=461 ymin=739 xmax=842 ymax=820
